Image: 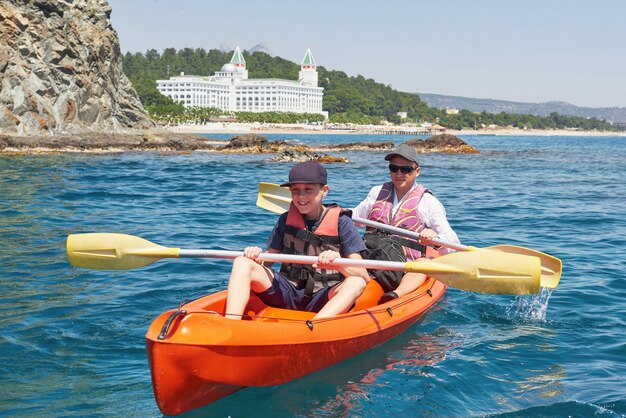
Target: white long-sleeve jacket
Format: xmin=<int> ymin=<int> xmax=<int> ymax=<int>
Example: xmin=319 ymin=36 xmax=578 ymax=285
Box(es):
xmin=352 ymin=183 xmax=460 ymax=254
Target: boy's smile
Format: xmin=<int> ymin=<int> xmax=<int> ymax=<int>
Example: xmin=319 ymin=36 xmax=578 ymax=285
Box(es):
xmin=289 ymin=183 xmax=328 ymax=219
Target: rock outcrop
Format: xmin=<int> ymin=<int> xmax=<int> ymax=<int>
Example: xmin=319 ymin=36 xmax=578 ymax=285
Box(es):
xmin=219 ymin=134 xmax=287 ymax=153
xmin=405 ymin=134 xmax=479 ymax=154
xmin=318 ymin=141 xmax=395 ymax=151
xmin=0 ymin=0 xmax=153 ymax=135
xmin=271 ymin=149 xmax=347 ymax=163
xmin=0 ymin=132 xmax=222 ymax=153
xmin=218 ymin=134 xmax=347 ymax=162
xmin=0 ymin=132 xmax=479 ymax=158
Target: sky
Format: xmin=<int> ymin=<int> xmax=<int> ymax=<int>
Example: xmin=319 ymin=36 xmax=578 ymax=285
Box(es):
xmin=107 ymin=0 xmax=626 ymax=108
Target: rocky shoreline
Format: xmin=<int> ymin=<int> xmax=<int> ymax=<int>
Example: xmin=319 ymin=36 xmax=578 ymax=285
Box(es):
xmin=0 ymin=131 xmax=479 ymax=160
xmin=0 ymin=131 xmax=222 ymax=154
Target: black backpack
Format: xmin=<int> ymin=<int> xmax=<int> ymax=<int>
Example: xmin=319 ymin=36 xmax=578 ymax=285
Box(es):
xmin=361 ymin=232 xmax=407 ymax=293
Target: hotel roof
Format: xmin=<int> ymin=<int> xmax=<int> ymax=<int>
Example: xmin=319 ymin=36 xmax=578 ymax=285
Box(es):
xmin=230 ymin=46 xmax=246 ymax=65
xmin=301 ymin=48 xmax=316 ymax=67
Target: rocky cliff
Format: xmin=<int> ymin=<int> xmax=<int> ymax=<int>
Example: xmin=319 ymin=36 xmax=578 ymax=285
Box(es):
xmin=0 ymin=0 xmax=153 ymax=135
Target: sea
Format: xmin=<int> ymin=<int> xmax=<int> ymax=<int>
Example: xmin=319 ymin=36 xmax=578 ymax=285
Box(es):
xmin=1 ymin=133 xmax=625 ymax=417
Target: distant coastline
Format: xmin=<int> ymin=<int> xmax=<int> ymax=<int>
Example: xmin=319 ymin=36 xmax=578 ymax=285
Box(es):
xmin=167 ymin=122 xmax=626 ymax=137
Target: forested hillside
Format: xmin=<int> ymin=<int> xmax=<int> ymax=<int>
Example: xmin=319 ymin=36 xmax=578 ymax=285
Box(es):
xmin=121 ymin=48 xmax=620 ymax=131
xmin=419 ymin=93 xmax=626 ymax=123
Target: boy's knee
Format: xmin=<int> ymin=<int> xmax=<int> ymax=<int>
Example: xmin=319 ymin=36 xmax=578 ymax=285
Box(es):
xmin=345 ymin=276 xmax=368 ymax=294
xmin=232 ymin=256 xmax=255 ymax=271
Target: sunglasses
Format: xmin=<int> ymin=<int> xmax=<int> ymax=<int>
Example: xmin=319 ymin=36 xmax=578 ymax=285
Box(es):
xmin=388 ymin=164 xmax=418 ymax=174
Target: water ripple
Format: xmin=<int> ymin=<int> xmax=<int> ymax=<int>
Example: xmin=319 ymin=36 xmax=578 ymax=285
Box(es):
xmin=1 ymin=135 xmax=626 ymax=416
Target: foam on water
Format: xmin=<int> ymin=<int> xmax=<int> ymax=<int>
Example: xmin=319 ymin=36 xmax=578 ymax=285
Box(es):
xmin=508 ymin=287 xmax=554 ymax=322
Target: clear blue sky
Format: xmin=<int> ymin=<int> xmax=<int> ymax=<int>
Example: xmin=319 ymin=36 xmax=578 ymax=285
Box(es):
xmin=108 ymin=0 xmax=626 ymax=108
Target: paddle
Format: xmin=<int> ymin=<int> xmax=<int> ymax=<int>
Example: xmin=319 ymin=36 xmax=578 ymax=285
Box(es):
xmin=67 ymin=233 xmax=541 ymax=294
xmin=257 ymin=182 xmax=561 ymax=289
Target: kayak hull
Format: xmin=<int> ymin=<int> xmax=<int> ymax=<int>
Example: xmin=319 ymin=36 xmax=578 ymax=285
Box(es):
xmin=146 ymin=277 xmax=446 ymax=415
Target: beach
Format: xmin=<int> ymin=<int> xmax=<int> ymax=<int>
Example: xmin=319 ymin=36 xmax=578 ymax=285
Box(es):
xmin=167 ymin=122 xmax=626 ymax=137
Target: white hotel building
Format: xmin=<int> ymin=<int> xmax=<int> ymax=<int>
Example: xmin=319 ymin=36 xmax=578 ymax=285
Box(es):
xmin=156 ymin=47 xmax=326 ymax=116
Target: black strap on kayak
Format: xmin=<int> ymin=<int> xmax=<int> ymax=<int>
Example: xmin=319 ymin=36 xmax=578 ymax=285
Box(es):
xmin=158 ymin=302 xmax=187 ymax=340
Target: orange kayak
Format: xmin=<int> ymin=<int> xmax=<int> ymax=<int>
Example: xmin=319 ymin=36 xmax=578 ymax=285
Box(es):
xmin=146 ymin=277 xmax=446 ymax=415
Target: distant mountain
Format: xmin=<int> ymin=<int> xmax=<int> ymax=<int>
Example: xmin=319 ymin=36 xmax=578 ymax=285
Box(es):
xmin=217 ymin=42 xmax=274 ymax=56
xmin=417 ymin=93 xmax=626 ymax=123
xmin=247 ymin=42 xmax=274 ymax=56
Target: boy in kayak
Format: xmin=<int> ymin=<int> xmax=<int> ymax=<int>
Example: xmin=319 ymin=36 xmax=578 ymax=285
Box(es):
xmin=352 ymin=143 xmax=460 ymax=303
xmin=225 ymin=161 xmax=370 ymax=320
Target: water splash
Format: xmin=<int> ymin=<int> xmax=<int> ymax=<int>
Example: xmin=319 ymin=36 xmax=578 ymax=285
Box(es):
xmin=508 ymin=287 xmax=554 ymax=322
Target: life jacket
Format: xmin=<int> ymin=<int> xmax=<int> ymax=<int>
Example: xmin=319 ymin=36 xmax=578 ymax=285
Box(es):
xmin=367 ymin=182 xmax=430 ymax=261
xmin=280 ymin=203 xmax=344 ymax=296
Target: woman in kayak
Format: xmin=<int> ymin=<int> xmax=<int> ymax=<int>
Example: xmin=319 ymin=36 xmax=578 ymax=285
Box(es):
xmin=352 ymin=143 xmax=460 ymax=303
xmin=225 ymin=161 xmax=370 ymax=320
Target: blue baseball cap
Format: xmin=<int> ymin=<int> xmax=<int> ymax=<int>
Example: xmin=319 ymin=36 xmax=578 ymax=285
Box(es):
xmin=280 ymin=161 xmax=328 ymax=187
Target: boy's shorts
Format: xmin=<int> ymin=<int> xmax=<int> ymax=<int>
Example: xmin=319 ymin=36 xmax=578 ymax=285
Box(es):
xmin=253 ymin=271 xmax=331 ymax=312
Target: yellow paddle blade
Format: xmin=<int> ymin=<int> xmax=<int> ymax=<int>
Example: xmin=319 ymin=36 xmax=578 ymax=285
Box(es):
xmin=67 ymin=233 xmax=179 ymax=270
xmin=408 ymin=250 xmax=541 ymax=294
xmin=257 ymin=182 xmax=291 ymax=214
xmin=486 ymin=245 xmax=562 ymax=289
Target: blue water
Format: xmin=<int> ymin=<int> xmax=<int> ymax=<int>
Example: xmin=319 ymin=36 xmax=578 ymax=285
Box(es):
xmin=1 ymin=134 xmax=625 ymax=417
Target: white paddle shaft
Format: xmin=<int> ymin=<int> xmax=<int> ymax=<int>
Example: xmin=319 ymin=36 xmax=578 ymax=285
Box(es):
xmin=178 ymin=249 xmax=407 ymax=271
xmin=351 ymin=215 xmax=467 ymax=251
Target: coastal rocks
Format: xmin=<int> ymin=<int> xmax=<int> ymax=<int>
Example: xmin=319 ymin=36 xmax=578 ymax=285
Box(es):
xmin=318 ymin=141 xmax=395 ymax=151
xmin=271 ymin=149 xmax=347 ymax=163
xmin=222 ymin=134 xmax=269 ymax=149
xmin=0 ymin=131 xmax=480 ymax=157
xmin=219 ymin=134 xmax=296 ymax=153
xmin=218 ymin=134 xmax=348 ymax=162
xmin=405 ymin=134 xmax=479 ymax=154
xmin=0 ymin=0 xmax=153 ymax=135
xmin=219 ymin=134 xmax=284 ymax=152
xmin=0 ymin=131 xmax=219 ymax=153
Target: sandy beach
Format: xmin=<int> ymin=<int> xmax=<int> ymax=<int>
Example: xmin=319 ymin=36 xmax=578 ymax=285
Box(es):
xmin=167 ymin=122 xmax=626 ymax=137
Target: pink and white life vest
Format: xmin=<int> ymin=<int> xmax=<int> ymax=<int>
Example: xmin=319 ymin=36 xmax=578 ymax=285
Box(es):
xmin=367 ymin=182 xmax=430 ymax=261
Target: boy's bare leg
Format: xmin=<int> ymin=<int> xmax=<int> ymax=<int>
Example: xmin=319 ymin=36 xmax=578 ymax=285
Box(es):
xmin=313 ymin=276 xmax=368 ymax=319
xmin=225 ymin=257 xmax=274 ymax=320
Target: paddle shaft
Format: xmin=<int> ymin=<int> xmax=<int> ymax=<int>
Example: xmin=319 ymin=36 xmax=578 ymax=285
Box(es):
xmin=352 ymin=216 xmax=468 ymax=251
xmin=166 ymin=247 xmax=538 ymax=293
xmin=66 ymin=233 xmax=542 ymax=293
xmin=180 ymin=249 xmax=408 ymax=271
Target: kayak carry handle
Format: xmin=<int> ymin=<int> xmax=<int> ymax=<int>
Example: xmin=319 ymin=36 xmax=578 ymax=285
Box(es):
xmin=158 ymin=309 xmax=187 ymax=340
